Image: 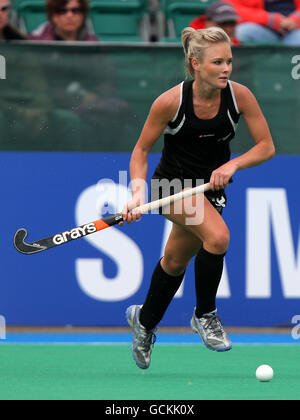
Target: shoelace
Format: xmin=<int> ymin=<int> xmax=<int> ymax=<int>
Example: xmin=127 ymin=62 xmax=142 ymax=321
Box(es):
xmin=138 ymin=330 xmax=157 ymax=350
xmin=203 ymin=315 xmax=224 ymax=339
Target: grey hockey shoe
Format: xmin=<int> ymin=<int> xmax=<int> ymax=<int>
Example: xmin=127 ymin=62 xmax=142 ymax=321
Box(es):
xmin=191 ymin=309 xmax=232 ymax=352
xmin=126 ymin=305 xmax=157 ymax=370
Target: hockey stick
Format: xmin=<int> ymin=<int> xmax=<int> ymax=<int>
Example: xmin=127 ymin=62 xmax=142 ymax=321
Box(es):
xmin=14 ymin=182 xmax=211 ymax=255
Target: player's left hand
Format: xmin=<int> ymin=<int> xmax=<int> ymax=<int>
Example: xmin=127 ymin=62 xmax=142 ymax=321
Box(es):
xmin=210 ymin=161 xmax=238 ymax=191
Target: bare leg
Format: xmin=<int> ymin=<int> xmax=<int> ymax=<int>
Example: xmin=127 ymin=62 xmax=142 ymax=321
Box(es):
xmin=140 ymin=193 xmax=230 ymax=329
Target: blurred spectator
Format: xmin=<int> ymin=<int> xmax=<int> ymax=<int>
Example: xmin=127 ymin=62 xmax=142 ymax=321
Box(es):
xmin=190 ymin=1 xmax=241 ymax=46
xmin=225 ymin=0 xmax=300 ymax=45
xmin=30 ymin=0 xmax=98 ymax=41
xmin=0 ymin=0 xmax=26 ymax=40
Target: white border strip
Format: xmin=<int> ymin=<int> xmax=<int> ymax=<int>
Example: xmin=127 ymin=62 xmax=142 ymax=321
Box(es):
xmin=171 ymin=81 xmax=184 ymax=122
xmin=228 ymin=80 xmax=240 ymax=115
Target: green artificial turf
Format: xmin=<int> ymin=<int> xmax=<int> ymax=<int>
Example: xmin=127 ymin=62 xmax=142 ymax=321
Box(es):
xmin=0 ymin=344 xmax=299 ymax=400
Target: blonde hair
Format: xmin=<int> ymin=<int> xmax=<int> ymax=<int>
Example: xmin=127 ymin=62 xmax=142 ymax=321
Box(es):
xmin=182 ymin=27 xmax=231 ymax=78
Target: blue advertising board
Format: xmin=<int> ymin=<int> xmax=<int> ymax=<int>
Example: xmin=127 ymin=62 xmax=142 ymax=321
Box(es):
xmin=1 ymin=151 xmax=299 ymax=327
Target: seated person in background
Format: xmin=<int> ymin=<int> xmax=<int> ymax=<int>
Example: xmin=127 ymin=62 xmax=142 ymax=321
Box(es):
xmin=190 ymin=1 xmax=241 ymax=45
xmin=30 ymin=0 xmax=98 ymax=41
xmin=225 ymin=0 xmax=300 ymax=45
xmin=0 ymin=0 xmax=26 ymax=40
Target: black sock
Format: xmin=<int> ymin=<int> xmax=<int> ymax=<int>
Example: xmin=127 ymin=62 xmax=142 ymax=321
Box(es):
xmin=139 ymin=260 xmax=185 ymax=331
xmin=194 ymin=247 xmax=226 ymax=319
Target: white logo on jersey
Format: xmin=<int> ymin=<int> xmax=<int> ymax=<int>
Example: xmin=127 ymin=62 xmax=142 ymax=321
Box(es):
xmin=218 ymin=133 xmax=232 ymax=142
xmin=199 ymin=134 xmax=215 ymax=139
xmin=216 ymin=197 xmax=226 ymax=207
xmin=211 ymin=196 xmax=226 ymax=208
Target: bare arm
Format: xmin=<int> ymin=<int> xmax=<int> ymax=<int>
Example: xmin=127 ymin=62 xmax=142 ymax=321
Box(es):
xmin=122 ymin=86 xmax=180 ymax=222
xmin=232 ymin=83 xmax=276 ymax=169
xmin=210 ymin=83 xmax=275 ymax=190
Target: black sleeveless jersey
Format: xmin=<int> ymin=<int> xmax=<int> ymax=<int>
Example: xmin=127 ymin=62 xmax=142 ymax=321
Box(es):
xmin=153 ymin=80 xmax=241 ymax=184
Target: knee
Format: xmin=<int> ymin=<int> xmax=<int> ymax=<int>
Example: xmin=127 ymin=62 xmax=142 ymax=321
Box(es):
xmin=162 ymin=254 xmax=189 ymax=277
xmin=204 ymin=228 xmax=230 ymax=255
xmin=236 ymin=23 xmax=269 ymax=41
xmin=283 ymin=29 xmax=300 ymax=46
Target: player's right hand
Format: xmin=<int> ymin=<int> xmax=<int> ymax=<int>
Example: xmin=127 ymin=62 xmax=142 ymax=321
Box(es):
xmin=120 ymin=196 xmax=144 ymax=225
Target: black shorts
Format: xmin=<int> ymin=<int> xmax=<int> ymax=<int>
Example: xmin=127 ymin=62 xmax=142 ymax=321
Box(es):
xmin=151 ymin=178 xmax=227 ymax=216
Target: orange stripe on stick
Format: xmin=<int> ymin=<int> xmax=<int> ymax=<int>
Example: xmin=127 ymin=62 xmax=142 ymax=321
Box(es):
xmin=93 ymin=220 xmax=110 ymax=232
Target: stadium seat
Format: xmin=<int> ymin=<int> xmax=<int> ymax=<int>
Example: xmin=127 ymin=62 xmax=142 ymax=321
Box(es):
xmin=14 ymin=0 xmax=47 ymax=33
xmin=159 ymin=0 xmax=214 ymax=40
xmin=89 ymin=0 xmax=151 ymax=41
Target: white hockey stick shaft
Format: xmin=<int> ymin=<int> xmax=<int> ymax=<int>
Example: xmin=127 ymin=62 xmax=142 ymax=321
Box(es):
xmin=135 ymin=182 xmax=211 ymax=214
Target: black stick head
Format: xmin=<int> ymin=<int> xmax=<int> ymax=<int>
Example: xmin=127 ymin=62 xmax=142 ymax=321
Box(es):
xmin=14 ymin=229 xmax=47 ymax=255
